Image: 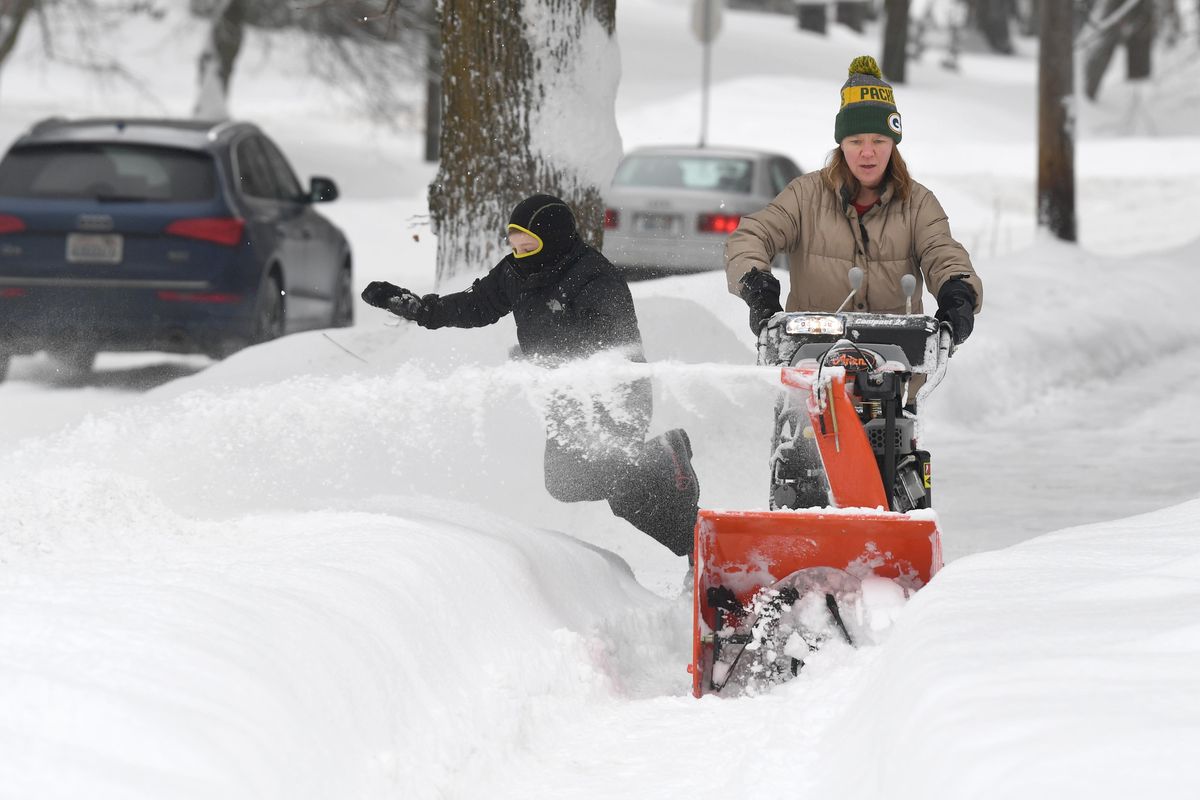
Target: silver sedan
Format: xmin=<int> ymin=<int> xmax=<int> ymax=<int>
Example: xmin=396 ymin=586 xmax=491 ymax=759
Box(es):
xmin=602 ymin=145 xmax=803 ymax=276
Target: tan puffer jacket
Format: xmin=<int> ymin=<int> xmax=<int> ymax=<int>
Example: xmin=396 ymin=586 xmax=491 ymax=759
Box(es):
xmin=725 ymin=169 xmax=983 ymax=316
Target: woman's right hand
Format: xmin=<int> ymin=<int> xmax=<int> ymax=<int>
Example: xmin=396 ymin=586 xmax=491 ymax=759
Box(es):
xmin=737 ymin=268 xmax=783 ymax=335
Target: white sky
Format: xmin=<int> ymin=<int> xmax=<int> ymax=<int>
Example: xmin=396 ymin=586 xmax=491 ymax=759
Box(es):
xmin=1 ymin=1 xmax=1199 ymax=798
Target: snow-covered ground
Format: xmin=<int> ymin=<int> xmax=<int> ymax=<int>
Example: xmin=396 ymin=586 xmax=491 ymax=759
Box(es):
xmin=1 ymin=1 xmax=1199 ymax=797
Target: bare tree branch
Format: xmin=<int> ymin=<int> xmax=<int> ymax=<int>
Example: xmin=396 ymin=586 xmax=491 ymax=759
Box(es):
xmin=24 ymin=0 xmax=165 ymax=110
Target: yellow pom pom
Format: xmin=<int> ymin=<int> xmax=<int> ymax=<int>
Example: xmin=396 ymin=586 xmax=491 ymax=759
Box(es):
xmin=848 ymin=55 xmax=882 ymax=79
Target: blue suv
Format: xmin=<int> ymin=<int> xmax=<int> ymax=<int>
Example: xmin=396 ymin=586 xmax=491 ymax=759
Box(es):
xmin=0 ymin=117 xmax=353 ymax=379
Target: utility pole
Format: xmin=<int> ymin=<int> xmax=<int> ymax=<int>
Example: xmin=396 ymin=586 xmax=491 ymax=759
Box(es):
xmin=1037 ymin=0 xmax=1076 ymax=241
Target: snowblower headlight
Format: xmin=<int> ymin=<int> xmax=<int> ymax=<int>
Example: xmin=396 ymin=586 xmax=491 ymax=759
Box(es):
xmin=785 ymin=315 xmax=844 ymax=336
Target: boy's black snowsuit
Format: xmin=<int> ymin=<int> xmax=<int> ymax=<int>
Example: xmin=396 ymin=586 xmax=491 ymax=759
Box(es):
xmin=362 ymin=195 xmax=699 ymax=557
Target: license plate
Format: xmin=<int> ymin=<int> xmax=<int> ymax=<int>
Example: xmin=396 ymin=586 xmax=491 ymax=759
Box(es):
xmin=66 ymin=233 xmax=123 ymax=264
xmin=634 ymin=213 xmax=680 ymax=233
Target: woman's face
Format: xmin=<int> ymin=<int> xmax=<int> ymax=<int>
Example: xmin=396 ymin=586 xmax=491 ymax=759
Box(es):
xmin=840 ymin=134 xmax=893 ymax=189
xmin=507 ymin=229 xmax=541 ymax=256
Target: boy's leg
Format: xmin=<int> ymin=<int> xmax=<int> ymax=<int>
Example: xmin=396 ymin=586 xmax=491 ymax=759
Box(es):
xmin=607 ymin=428 xmax=700 ymax=557
xmin=542 ymin=380 xmax=651 ymax=504
xmin=543 ymin=435 xmax=618 ymax=503
xmin=540 ymin=379 xmax=702 ymax=557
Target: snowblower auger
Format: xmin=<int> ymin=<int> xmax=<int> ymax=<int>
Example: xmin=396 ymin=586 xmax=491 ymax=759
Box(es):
xmin=690 ymin=272 xmax=953 ymax=697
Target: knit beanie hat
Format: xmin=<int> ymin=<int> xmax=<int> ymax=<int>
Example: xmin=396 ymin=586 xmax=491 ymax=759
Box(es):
xmin=507 ymin=194 xmax=579 ymax=274
xmin=834 ymin=55 xmax=902 ymax=144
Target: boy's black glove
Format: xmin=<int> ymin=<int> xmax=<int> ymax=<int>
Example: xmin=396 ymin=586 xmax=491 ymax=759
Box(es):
xmin=361 ymin=280 xmax=404 ymax=308
xmin=737 ymin=268 xmax=783 ymax=335
xmin=361 ymin=281 xmax=429 ymax=322
xmin=934 ymin=278 xmax=976 ymax=345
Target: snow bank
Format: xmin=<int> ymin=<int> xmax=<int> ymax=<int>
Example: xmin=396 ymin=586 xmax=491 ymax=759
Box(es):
xmin=0 ymin=501 xmax=679 ymax=799
xmin=813 ymin=499 xmax=1200 ymax=798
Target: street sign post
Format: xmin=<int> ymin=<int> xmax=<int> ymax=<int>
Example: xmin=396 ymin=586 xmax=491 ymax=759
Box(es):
xmin=691 ymin=0 xmax=722 ymax=43
xmin=691 ymin=0 xmax=723 ymax=147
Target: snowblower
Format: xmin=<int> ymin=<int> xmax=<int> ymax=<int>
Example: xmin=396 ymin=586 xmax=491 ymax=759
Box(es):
xmin=690 ymin=269 xmax=954 ymax=697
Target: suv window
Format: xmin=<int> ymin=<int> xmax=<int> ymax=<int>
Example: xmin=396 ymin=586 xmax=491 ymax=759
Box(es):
xmin=613 ymin=155 xmax=754 ymax=193
xmin=0 ymin=144 xmax=216 ymax=202
xmin=768 ymin=158 xmax=802 ymax=194
xmin=259 ymin=137 xmax=304 ymax=202
xmin=235 ymin=137 xmax=277 ymax=200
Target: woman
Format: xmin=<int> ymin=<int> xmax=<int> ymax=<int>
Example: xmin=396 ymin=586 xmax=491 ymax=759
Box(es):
xmin=360 ymin=194 xmax=700 ymax=559
xmin=725 ymin=55 xmax=982 ymax=342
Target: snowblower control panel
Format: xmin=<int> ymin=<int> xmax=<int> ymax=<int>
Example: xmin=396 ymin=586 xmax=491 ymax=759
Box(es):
xmin=759 ymin=312 xmax=939 ymax=371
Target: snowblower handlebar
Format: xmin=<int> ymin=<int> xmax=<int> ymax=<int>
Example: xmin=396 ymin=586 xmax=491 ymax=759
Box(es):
xmin=916 ymin=323 xmax=955 ymax=407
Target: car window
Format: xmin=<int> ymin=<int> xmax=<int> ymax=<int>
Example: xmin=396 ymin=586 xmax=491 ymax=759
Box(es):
xmin=0 ymin=144 xmax=216 ymax=202
xmin=613 ymin=155 xmax=754 ymax=193
xmin=768 ymin=158 xmax=802 ymax=194
xmin=235 ymin=137 xmax=278 ymax=200
xmin=258 ymin=136 xmax=304 ymax=202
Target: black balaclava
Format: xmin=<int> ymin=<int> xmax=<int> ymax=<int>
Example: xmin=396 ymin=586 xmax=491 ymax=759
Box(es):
xmin=506 ymin=194 xmax=579 ymax=274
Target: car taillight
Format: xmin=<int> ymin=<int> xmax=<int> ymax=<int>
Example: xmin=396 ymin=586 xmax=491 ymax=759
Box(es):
xmin=697 ymin=213 xmax=741 ymax=234
xmin=0 ymin=214 xmax=26 ymax=235
xmin=0 ymin=287 xmax=27 ymax=298
xmin=604 ymin=208 xmax=620 ymax=229
xmin=165 ymin=217 xmax=245 ymax=247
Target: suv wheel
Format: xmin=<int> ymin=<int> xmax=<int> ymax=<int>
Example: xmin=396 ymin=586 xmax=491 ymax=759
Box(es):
xmin=255 ymin=274 xmax=285 ymax=343
xmin=331 ymin=264 xmax=354 ymax=328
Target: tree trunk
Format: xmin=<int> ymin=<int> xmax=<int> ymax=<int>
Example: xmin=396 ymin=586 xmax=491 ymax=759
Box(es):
xmin=430 ymin=0 xmax=622 ymax=289
xmin=1019 ymin=0 xmax=1039 ymax=36
xmin=971 ymin=0 xmax=1015 ymax=54
xmin=881 ymin=0 xmax=909 ymax=84
xmin=0 ymin=0 xmax=36 ymax=74
xmin=423 ymin=5 xmax=441 ymax=163
xmin=1156 ymin=0 xmax=1179 ymax=48
xmin=836 ymin=1 xmax=866 ymax=32
xmin=797 ymin=2 xmax=828 ymax=34
xmin=1083 ymin=41 xmax=1120 ymax=100
xmin=193 ymin=0 xmax=246 ymax=119
xmin=1083 ymin=0 xmax=1122 ymax=100
xmin=1124 ymin=0 xmax=1154 ymax=80
xmin=1037 ymin=0 xmax=1076 ymax=242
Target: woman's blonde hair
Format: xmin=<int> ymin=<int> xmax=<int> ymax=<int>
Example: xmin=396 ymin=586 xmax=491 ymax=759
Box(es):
xmin=822 ymin=143 xmax=912 ymax=203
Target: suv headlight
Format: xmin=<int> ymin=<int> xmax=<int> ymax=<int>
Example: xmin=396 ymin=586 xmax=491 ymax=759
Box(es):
xmin=785 ymin=315 xmax=844 ymax=336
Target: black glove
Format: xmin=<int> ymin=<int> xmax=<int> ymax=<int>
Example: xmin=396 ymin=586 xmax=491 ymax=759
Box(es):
xmin=737 ymin=268 xmax=783 ymax=335
xmin=360 ymin=280 xmax=405 ymax=309
xmin=361 ymin=281 xmax=428 ymax=322
xmin=934 ymin=278 xmax=976 ymax=345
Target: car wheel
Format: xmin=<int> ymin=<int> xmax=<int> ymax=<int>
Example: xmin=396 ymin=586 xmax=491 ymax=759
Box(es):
xmin=50 ymin=348 xmax=96 ymax=375
xmin=254 ymin=273 xmax=285 ymax=343
xmin=330 ymin=263 xmax=354 ymax=328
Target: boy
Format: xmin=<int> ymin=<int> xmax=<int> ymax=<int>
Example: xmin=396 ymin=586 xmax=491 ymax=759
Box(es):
xmin=361 ymin=194 xmax=700 ymax=558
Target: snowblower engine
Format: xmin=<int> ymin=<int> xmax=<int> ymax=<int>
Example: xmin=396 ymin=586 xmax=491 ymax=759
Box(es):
xmin=763 ymin=307 xmax=944 ymax=514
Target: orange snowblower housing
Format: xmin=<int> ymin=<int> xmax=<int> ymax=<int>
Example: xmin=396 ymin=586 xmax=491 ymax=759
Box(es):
xmin=690 ymin=309 xmax=953 ymax=697
xmin=690 ymin=508 xmax=941 ymax=697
